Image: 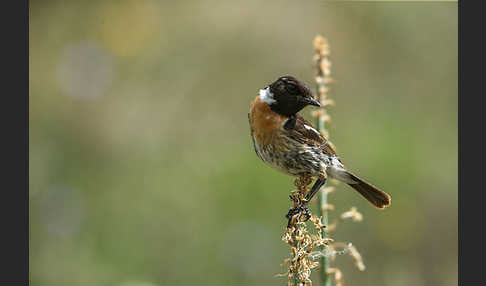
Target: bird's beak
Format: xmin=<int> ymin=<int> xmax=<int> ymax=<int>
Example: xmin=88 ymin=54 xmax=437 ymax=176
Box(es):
xmin=302 ymin=97 xmax=321 ymax=107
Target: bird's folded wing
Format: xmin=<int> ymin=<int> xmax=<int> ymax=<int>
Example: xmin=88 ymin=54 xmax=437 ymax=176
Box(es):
xmin=283 ymin=114 xmax=337 ymax=157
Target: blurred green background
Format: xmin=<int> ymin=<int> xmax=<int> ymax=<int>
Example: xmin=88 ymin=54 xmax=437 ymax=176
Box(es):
xmin=30 ymin=1 xmax=457 ymax=286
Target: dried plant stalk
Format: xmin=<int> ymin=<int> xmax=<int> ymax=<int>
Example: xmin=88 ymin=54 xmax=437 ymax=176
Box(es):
xmin=279 ymin=35 xmax=367 ymax=286
xmin=281 ymin=175 xmax=330 ymax=286
xmin=312 ymin=34 xmax=334 ymax=286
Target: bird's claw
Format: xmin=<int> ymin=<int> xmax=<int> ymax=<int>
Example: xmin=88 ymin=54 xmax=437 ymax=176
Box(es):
xmin=285 ymin=205 xmax=311 ymax=225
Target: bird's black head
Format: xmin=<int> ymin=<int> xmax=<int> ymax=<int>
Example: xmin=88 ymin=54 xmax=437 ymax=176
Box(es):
xmin=260 ymin=76 xmax=320 ymax=117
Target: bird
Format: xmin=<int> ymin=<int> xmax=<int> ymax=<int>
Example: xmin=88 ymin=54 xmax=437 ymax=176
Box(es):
xmin=248 ymin=75 xmax=391 ymax=221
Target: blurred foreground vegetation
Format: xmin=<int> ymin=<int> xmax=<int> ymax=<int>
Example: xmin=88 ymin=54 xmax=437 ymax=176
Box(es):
xmin=30 ymin=1 xmax=457 ymax=286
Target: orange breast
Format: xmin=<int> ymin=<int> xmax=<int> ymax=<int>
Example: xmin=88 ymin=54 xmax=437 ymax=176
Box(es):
xmin=249 ymin=96 xmax=287 ymax=146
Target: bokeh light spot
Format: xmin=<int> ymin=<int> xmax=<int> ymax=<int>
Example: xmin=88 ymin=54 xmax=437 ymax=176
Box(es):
xmin=96 ymin=1 xmax=161 ymax=57
xmin=36 ymin=185 xmax=85 ymax=238
xmin=57 ymin=41 xmax=113 ymax=98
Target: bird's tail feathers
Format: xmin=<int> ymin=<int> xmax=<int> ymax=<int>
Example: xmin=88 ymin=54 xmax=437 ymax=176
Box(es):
xmin=330 ymin=168 xmax=391 ymax=209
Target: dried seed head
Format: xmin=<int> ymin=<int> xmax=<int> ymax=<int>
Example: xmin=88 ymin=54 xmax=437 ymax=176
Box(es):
xmin=348 ymin=243 xmax=366 ymax=271
xmin=321 ymin=203 xmax=334 ymax=212
xmin=326 ymin=220 xmax=338 ymax=233
xmin=327 ymin=267 xmax=343 ymax=286
xmin=341 ymin=207 xmax=363 ymax=222
xmin=320 ymin=99 xmax=335 ymax=107
xmin=320 ymin=58 xmax=332 ymax=76
xmin=310 ymin=109 xmax=324 ymax=118
xmin=313 ymin=35 xmax=330 ymax=56
xmin=280 ymin=177 xmax=335 ymax=286
xmin=323 ymin=186 xmax=335 ymax=194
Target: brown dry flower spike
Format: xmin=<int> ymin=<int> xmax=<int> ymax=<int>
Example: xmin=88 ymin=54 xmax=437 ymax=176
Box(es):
xmin=279 ymin=34 xmax=369 ymax=286
xmin=340 ymin=207 xmax=363 ymax=222
xmin=280 ymin=175 xmax=331 ymax=286
xmin=327 ymin=268 xmax=343 ymax=286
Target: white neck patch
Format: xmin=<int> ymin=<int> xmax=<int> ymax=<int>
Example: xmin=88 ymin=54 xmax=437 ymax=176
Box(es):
xmin=259 ymin=87 xmax=276 ymax=105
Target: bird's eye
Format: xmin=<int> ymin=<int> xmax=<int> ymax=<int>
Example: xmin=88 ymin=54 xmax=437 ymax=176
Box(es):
xmin=286 ymin=83 xmax=299 ymax=94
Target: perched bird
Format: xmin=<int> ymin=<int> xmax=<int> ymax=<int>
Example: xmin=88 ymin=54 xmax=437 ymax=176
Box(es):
xmin=248 ymin=76 xmax=391 ymax=219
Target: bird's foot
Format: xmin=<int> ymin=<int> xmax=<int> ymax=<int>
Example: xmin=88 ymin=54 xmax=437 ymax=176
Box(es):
xmin=285 ymin=205 xmax=311 ymax=227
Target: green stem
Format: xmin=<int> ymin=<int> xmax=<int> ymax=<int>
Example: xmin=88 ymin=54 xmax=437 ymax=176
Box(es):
xmin=316 ymin=117 xmax=331 ymax=286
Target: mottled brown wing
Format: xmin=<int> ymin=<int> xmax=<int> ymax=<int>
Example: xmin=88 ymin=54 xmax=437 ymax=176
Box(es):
xmin=283 ymin=114 xmax=337 ymax=156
